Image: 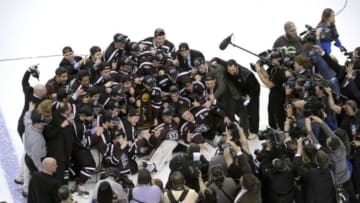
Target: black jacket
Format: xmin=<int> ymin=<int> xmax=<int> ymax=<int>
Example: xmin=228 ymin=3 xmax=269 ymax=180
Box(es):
xmin=44 ymin=112 xmax=75 ymax=162
xmin=294 ymin=156 xmax=336 ymax=203
xmin=59 ymin=56 xmax=82 ymax=79
xmin=176 ymin=49 xmax=204 ymax=72
xmin=28 ymin=171 xmax=61 ymax=203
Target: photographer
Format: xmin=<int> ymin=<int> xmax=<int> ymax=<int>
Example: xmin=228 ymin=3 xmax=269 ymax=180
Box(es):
xmin=255 ymin=117 xmax=299 ymax=203
xmin=164 ymin=171 xmax=198 ymax=203
xmin=273 ymin=21 xmax=302 ymax=51
xmin=221 ymin=127 xmax=262 ymax=203
xmin=341 ymin=61 xmax=360 ymax=104
xmin=208 ymin=136 xmax=230 ymax=177
xmin=207 ymin=165 xmax=238 ymax=203
xmin=293 ymin=137 xmax=336 ymax=203
xmin=254 ymin=55 xmax=287 ymax=130
xmin=222 ymin=123 xmax=254 ymax=179
xmin=316 ymin=8 xmax=343 ymax=54
xmin=300 ymin=34 xmax=341 ymax=93
xmin=325 ymin=87 xmax=360 ymax=140
xmin=306 ymin=115 xmax=359 ymax=203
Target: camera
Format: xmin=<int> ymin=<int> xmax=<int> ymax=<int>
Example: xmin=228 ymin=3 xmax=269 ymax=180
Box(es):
xmin=255 ymin=47 xmax=295 ymax=68
xmin=258 ymin=127 xmax=285 ymax=147
xmin=304 ymin=96 xmax=324 ymax=117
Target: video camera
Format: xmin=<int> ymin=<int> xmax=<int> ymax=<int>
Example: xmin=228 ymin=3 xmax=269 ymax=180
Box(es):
xmin=300 ymin=24 xmax=316 ymax=37
xmin=258 ymin=127 xmax=285 ymax=147
xmin=250 ymin=46 xmax=296 ymax=69
xmin=304 ymin=96 xmax=324 ymax=117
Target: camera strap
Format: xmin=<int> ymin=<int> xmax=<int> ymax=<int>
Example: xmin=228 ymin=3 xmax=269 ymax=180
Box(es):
xmin=213 ymin=183 xmax=233 ymax=202
xmin=167 ymin=189 xmax=189 ymax=203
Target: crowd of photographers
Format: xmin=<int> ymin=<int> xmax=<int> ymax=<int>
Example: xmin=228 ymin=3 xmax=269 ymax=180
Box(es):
xmin=14 ymin=7 xmax=360 ymax=203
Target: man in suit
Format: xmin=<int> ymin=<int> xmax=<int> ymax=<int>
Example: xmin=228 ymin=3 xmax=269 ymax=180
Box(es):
xmin=175 ymin=42 xmax=204 ymax=73
xmin=28 ymin=157 xmax=61 ymax=203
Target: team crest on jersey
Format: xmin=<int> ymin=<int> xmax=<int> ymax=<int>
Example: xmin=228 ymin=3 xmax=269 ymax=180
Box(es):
xmin=120 ymin=153 xmax=128 ymax=167
xmin=167 ymin=130 xmax=179 ymax=140
xmin=194 ymin=124 xmax=210 ymax=133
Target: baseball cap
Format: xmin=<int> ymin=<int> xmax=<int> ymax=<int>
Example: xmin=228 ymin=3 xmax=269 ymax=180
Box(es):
xmin=154 ymin=28 xmax=165 ymax=37
xmin=62 ymin=46 xmax=73 ymax=55
xmin=226 ymin=59 xmax=237 ymax=67
xmin=113 ymin=33 xmax=128 ymax=43
xmin=193 ymin=57 xmax=205 ymax=68
xmin=178 ymin=42 xmax=189 ymax=51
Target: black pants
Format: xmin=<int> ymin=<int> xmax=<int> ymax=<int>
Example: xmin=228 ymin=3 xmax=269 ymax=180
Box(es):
xmin=17 ymin=117 xmax=25 ymax=138
xmin=343 ymin=178 xmax=360 ymax=203
xmin=247 ymin=95 xmax=259 ymax=134
xmin=71 ymin=148 xmax=96 ymax=184
xmin=268 ymin=94 xmax=285 ymax=130
xmin=245 ymin=73 xmax=260 ymax=134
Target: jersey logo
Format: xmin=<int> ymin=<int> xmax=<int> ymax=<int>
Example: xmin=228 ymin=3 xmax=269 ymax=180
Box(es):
xmin=167 ymin=130 xmax=179 ymax=140
xmin=194 ymin=124 xmax=210 ymax=133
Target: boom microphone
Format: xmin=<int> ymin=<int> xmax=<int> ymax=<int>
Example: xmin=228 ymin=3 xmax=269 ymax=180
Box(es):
xmin=219 ymin=34 xmax=233 ymax=50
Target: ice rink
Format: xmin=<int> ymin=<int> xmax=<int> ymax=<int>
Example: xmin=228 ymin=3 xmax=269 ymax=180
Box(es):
xmin=0 ymin=0 xmax=359 ymax=202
